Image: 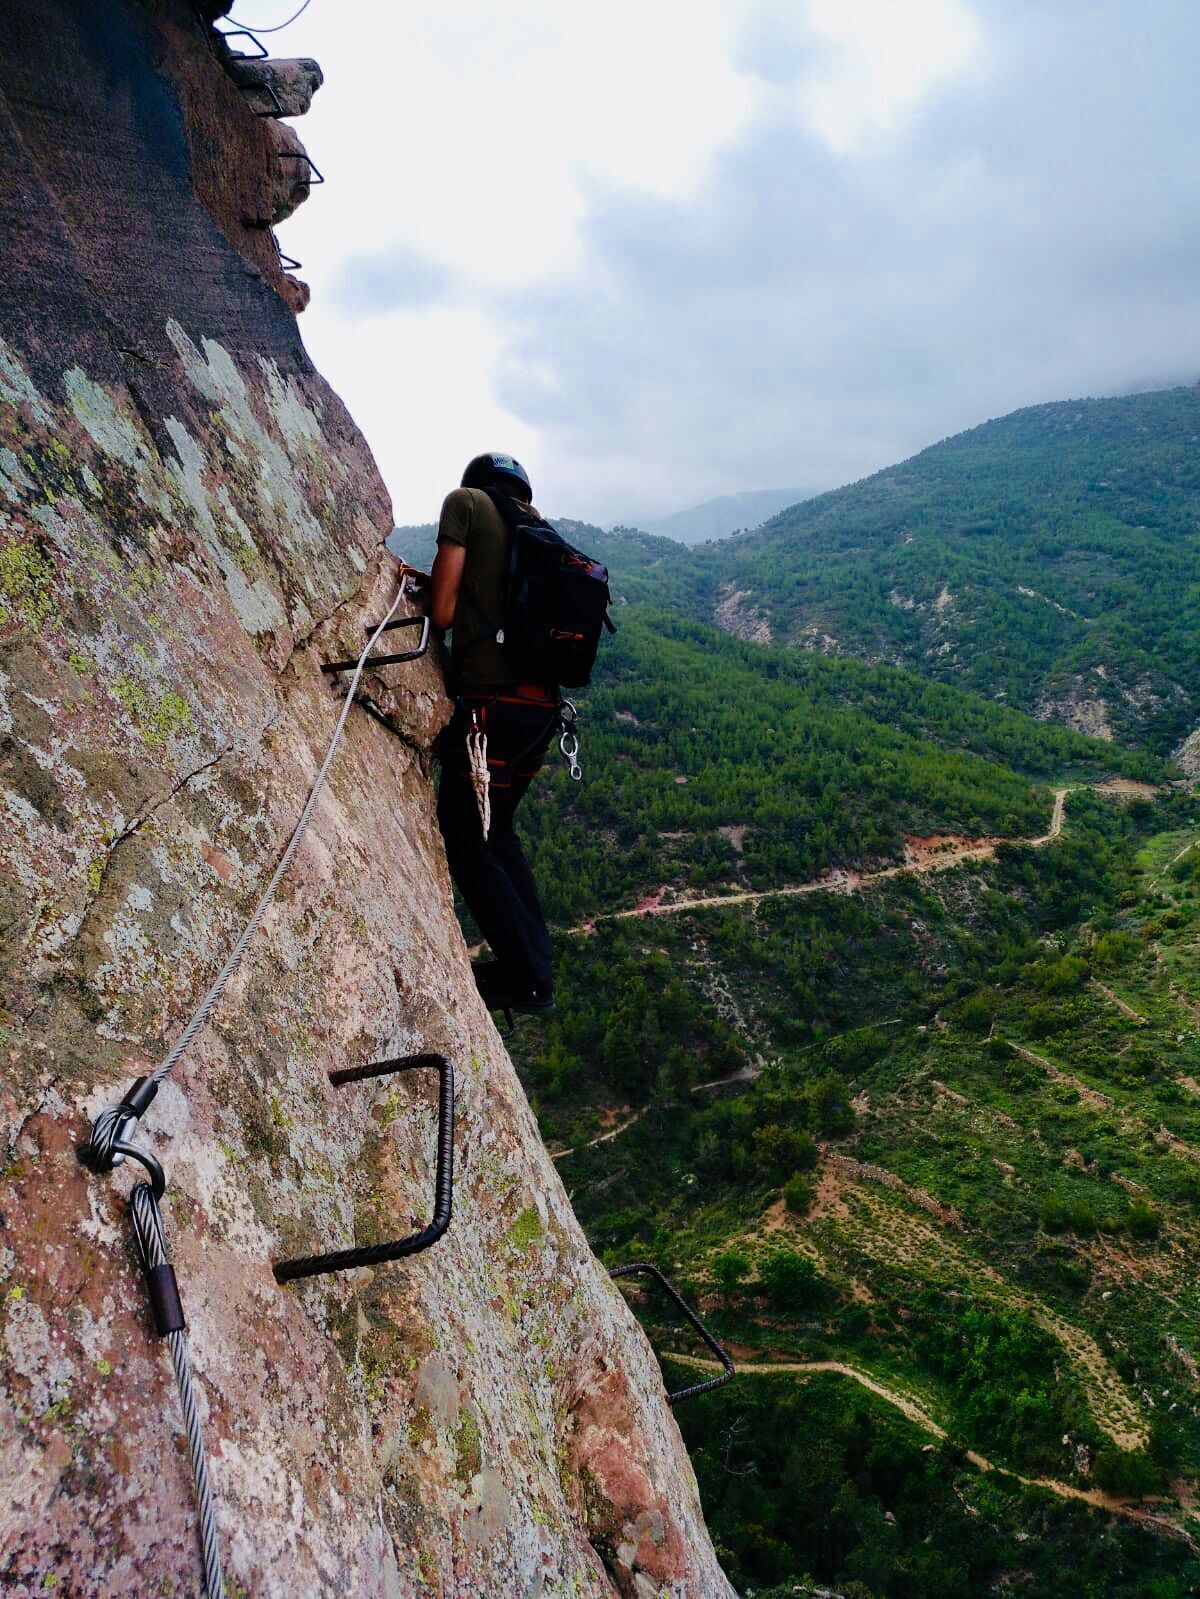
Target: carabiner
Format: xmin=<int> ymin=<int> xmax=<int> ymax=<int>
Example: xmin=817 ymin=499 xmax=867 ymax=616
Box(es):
xmin=556 ymin=697 xmax=582 ymax=780
xmin=559 ymin=728 xmax=582 ymax=781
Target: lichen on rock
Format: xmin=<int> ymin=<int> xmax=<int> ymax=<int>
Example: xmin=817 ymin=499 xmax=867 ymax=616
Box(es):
xmin=0 ymin=4 xmax=732 ymax=1596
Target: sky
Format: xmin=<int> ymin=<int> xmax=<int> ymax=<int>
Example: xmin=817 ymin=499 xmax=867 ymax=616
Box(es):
xmin=228 ymin=0 xmax=1200 ymax=527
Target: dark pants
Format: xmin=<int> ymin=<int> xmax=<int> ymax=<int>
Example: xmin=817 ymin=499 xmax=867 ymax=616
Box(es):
xmin=437 ymin=694 xmax=558 ymax=991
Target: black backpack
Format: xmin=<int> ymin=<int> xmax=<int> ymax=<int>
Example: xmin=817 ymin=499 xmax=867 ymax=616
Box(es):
xmin=462 ymin=489 xmax=614 ymax=688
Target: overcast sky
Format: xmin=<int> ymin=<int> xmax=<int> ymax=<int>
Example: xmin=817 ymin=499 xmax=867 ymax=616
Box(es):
xmin=230 ymin=0 xmax=1200 ymax=526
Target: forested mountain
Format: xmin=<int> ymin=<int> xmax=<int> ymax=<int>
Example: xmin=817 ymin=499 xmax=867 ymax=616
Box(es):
xmin=518 ymin=612 xmax=1159 ymax=923
xmin=410 ymin=393 xmax=1200 ymax=1593
xmin=394 ymin=385 xmax=1200 ymax=759
xmin=479 ymin=609 xmax=1200 ymax=1596
xmin=675 ymin=386 xmax=1200 ymax=755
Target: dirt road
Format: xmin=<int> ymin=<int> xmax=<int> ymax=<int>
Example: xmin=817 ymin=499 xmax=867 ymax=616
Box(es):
xmin=569 ymin=781 xmax=1168 ymax=934
xmin=665 ymin=1353 xmax=1197 ymax=1547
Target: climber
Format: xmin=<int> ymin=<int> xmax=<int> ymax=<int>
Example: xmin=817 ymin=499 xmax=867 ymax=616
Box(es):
xmin=429 ymin=453 xmax=560 ymax=1019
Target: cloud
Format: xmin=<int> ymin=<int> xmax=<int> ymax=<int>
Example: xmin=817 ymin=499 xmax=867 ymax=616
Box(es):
xmin=235 ymin=0 xmax=1200 ymax=525
xmin=333 ymin=244 xmax=451 ymax=316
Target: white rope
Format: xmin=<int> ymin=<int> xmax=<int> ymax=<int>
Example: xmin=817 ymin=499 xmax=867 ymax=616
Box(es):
xmin=466 ymin=720 xmax=491 ymax=840
xmin=147 ymin=584 xmax=407 ymax=1089
xmin=88 ymin=582 xmax=408 ymax=1163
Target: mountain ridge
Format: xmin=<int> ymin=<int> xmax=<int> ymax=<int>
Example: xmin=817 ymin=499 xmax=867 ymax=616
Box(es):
xmin=394 ymin=383 xmax=1200 ymax=758
xmin=615 ymin=485 xmax=820 ymax=544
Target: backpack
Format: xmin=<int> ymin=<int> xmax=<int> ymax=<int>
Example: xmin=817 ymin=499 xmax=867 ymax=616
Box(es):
xmin=462 ymin=489 xmax=614 ymax=689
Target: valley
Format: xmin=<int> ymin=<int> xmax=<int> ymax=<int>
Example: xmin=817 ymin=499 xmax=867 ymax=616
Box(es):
xmin=411 ymin=384 xmax=1200 ymax=1597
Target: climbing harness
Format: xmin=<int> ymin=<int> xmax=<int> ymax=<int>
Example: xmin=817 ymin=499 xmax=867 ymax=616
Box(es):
xmin=610 ymin=1263 xmax=736 ymax=1404
xmin=452 ymin=691 xmax=583 ymax=847
xmin=79 ymin=581 xmax=450 ymax=1596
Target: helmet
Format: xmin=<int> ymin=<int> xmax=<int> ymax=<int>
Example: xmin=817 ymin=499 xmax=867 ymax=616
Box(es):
xmin=461 ymin=452 xmax=532 ymax=500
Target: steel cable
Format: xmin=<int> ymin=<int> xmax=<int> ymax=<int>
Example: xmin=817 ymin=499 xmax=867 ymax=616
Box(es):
xmin=81 ymin=581 xmax=412 ymax=1595
xmin=86 ymin=585 xmax=408 ymax=1167
xmin=130 ymin=1184 xmax=224 ymax=1598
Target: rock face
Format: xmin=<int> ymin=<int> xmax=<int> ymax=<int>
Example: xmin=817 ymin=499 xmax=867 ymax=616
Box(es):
xmin=227 ymin=57 xmax=325 ymax=121
xmin=0 ymin=5 xmax=734 ymax=1596
xmin=1175 ymin=727 xmax=1200 ymax=779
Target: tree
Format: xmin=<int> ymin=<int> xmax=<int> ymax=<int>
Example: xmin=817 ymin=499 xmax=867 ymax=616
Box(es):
xmin=712 ymin=1249 xmax=751 ymax=1301
xmin=760 ymin=1250 xmax=820 ymax=1315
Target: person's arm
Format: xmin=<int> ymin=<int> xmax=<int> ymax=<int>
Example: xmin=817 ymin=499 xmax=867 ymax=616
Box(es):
xmin=428 ymin=488 xmax=473 ymax=631
xmin=429 ymin=539 xmax=466 ymax=631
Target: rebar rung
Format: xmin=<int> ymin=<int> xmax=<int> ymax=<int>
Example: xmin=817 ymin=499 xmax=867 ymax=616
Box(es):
xmin=321 ymin=613 xmax=430 ymax=676
xmin=611 ymin=1261 xmax=736 ymax=1403
xmin=273 ymin=1052 xmax=454 ymax=1283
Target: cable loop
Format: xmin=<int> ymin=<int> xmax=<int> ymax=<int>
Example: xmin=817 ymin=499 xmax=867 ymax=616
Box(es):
xmin=112 ymin=1139 xmax=167 ymax=1200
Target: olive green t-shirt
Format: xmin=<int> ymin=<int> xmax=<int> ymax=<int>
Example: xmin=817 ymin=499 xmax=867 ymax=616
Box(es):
xmin=438 ymin=485 xmax=538 ymax=688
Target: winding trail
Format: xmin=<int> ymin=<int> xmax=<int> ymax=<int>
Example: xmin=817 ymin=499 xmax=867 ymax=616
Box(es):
xmin=1090 ymin=979 xmax=1148 ymax=1025
xmin=568 ymin=783 xmax=1146 ymax=935
xmin=665 ymin=1353 xmax=1197 ymax=1548
xmin=549 ymin=1107 xmax=648 ymax=1161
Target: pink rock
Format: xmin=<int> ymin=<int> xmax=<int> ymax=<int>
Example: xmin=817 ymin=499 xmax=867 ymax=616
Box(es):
xmin=0 ymin=4 xmax=734 ymax=1597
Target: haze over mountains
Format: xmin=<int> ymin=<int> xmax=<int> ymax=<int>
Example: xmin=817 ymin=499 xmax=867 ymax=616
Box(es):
xmin=615 ymin=486 xmax=821 ymax=544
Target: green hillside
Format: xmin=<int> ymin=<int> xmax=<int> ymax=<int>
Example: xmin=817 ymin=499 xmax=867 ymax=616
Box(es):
xmin=421 ymin=394 xmax=1200 ymax=1593
xmin=394 ymin=386 xmax=1200 ymax=757
xmin=681 ymin=386 xmax=1200 ymax=754
xmin=461 ymin=608 xmax=1200 ymax=1595
xmin=513 ymin=767 xmax=1200 ymax=1596
xmin=518 ymin=611 xmax=1161 ymax=922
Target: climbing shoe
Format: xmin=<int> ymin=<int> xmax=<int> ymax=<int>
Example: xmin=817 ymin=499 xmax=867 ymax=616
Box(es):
xmin=481 ymin=974 xmax=555 ymax=1019
xmin=500 ymin=983 xmax=555 ymax=1018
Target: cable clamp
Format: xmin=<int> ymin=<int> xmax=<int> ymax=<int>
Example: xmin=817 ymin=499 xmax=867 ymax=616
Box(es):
xmin=80 ymin=1075 xmax=161 ymax=1175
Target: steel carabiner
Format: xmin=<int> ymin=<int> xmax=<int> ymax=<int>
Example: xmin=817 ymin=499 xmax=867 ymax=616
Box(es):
xmin=557 ymin=698 xmax=582 ymax=780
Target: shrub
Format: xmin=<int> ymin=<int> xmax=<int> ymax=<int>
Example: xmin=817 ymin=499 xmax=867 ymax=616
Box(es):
xmin=782 ymin=1172 xmax=814 ymax=1216
xmin=712 ymin=1249 xmax=751 ymax=1298
xmin=807 ymin=1074 xmax=856 ymax=1136
xmin=1029 ymin=954 xmax=1090 ymax=994
xmin=1092 ymin=1446 xmax=1164 ymax=1497
xmin=840 ymin=1302 xmax=872 ymax=1340
xmin=1093 ymin=930 xmax=1138 ymax=970
xmin=956 ymin=990 xmax=998 ymax=1034
xmin=1041 ymin=1196 xmax=1098 ymax=1236
xmin=759 ymin=1250 xmax=820 ymax=1314
xmin=1126 ymin=1200 xmax=1162 ymax=1239
xmin=752 ymin=1123 xmax=818 ymax=1183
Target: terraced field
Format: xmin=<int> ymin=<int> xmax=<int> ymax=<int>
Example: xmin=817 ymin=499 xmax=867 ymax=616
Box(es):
xmin=511 ymin=783 xmax=1200 ymax=1594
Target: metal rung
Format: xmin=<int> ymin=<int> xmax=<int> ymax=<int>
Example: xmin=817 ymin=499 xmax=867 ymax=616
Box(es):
xmin=216 ymin=26 xmax=268 ymax=57
xmin=320 ymin=613 xmax=430 ymax=676
xmin=250 ymin=80 xmax=287 ymax=118
xmin=610 ymin=1262 xmax=736 ymax=1403
xmin=275 ymin=149 xmax=325 ymax=184
xmin=274 ymin=1053 xmax=454 ymax=1283
xmin=269 ymin=229 xmax=302 ymax=271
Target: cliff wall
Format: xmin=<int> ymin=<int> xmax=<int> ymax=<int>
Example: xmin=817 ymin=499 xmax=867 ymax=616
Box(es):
xmin=0 ymin=4 xmax=734 ymax=1595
